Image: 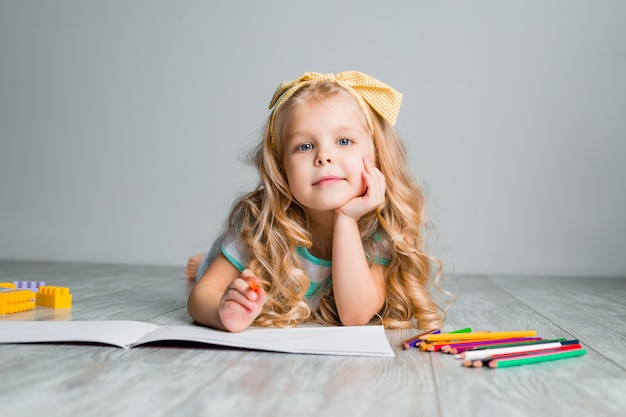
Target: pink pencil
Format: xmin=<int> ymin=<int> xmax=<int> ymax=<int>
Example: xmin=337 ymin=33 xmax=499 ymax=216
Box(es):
xmin=424 ymin=338 xmax=496 ymax=352
xmin=443 ymin=337 xmax=543 ymax=354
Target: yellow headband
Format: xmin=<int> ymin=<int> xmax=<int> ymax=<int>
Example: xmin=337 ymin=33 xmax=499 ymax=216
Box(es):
xmin=268 ymin=71 xmax=403 ymax=143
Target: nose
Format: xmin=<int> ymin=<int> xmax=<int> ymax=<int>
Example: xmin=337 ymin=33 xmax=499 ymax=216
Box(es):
xmin=315 ymin=149 xmax=333 ymax=166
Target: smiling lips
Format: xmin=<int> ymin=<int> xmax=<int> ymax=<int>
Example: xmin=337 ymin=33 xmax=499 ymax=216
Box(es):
xmin=313 ymin=176 xmax=344 ymax=186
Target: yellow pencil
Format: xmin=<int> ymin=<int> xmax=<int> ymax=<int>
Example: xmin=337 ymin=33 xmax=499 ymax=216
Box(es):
xmin=419 ymin=330 xmax=536 ymax=342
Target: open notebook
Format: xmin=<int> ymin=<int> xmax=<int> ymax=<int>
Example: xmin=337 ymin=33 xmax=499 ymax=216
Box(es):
xmin=0 ymin=320 xmax=395 ymax=357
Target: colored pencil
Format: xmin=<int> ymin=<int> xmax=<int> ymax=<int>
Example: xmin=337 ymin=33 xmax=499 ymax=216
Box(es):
xmin=427 ymin=338 xmax=498 ymax=352
xmin=418 ymin=328 xmax=475 ymax=351
xmin=463 ymin=344 xmax=583 ymax=367
xmin=460 ymin=340 xmax=579 ymax=361
xmin=488 ymin=343 xmax=582 ymax=360
xmin=249 ymin=278 xmax=260 ymax=291
xmin=403 ymin=327 xmax=469 ymax=350
xmin=468 ymin=338 xmax=572 ymax=351
xmin=443 ymin=337 xmax=544 ymax=354
xmin=489 ymin=347 xmax=587 ymax=368
xmin=420 ymin=330 xmax=537 ymax=342
xmin=448 ymin=327 xmax=473 ymax=334
xmin=487 ymin=344 xmax=582 ymax=361
xmin=401 ymin=329 xmax=439 ymax=349
xmin=452 ymin=338 xmax=572 ymax=354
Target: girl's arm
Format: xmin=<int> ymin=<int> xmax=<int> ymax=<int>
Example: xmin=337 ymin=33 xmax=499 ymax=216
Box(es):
xmin=187 ymin=254 xmax=265 ymax=332
xmin=332 ymin=157 xmax=387 ymax=325
xmin=332 ymin=213 xmax=386 ymax=326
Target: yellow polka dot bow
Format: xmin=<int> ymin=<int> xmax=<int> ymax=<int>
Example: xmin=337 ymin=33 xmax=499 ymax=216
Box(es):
xmin=268 ymin=71 xmax=403 ymax=138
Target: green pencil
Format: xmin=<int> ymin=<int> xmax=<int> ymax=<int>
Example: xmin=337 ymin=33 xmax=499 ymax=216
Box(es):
xmin=449 ymin=327 xmax=472 ymax=334
xmin=489 ymin=348 xmax=587 ymax=368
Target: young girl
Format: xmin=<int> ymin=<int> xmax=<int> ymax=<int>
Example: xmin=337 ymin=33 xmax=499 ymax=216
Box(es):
xmin=187 ymin=71 xmax=446 ymax=333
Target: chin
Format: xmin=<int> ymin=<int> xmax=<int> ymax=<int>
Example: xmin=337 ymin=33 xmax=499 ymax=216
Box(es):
xmin=311 ymin=200 xmax=354 ymax=212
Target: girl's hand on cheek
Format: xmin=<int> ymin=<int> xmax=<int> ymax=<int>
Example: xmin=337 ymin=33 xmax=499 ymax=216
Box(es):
xmin=337 ymin=157 xmax=386 ymax=221
xmin=218 ymin=269 xmax=267 ymax=333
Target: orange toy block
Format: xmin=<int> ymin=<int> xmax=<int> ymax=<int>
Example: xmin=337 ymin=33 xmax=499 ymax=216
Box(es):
xmin=36 ymin=286 xmax=72 ymax=309
xmin=0 ymin=288 xmax=36 ymax=314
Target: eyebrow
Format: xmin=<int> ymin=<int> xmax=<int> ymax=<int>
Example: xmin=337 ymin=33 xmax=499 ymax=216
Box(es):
xmin=286 ymin=126 xmax=366 ymax=142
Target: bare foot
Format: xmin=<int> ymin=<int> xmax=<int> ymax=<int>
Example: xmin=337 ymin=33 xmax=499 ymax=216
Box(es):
xmin=185 ymin=253 xmax=205 ymax=281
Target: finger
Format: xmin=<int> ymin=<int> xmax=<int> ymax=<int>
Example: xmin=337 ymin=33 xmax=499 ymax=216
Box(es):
xmin=232 ymin=276 xmax=265 ymax=300
xmin=363 ymin=167 xmax=385 ymax=199
xmin=368 ymin=164 xmax=386 ymax=192
xmin=241 ymin=268 xmax=254 ymax=277
xmin=362 ymin=156 xmax=369 ymax=173
xmin=223 ymin=284 xmax=260 ymax=308
xmin=238 ymin=270 xmax=261 ymax=292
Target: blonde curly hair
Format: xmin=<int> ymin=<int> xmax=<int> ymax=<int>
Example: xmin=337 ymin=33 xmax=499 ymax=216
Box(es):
xmin=224 ymin=80 xmax=449 ymax=330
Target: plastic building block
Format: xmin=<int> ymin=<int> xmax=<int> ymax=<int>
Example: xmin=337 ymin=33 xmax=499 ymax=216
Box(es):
xmin=0 ymin=288 xmax=36 ymax=314
xmin=0 ymin=282 xmax=17 ymax=289
xmin=36 ymin=286 xmax=72 ymax=309
xmin=14 ymin=281 xmax=46 ymax=292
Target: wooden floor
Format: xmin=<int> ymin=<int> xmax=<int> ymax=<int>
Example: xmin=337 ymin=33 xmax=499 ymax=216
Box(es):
xmin=1 ymin=260 xmax=624 ymax=417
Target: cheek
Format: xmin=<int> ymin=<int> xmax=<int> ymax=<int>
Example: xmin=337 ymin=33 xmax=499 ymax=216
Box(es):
xmin=283 ymin=161 xmax=296 ymax=185
xmin=347 ymin=155 xmax=366 ymax=175
xmin=344 ymin=159 xmax=366 ymax=192
xmin=283 ymin=162 xmax=305 ymax=197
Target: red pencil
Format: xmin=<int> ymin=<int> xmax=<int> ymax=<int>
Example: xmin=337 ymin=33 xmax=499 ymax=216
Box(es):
xmin=464 ymin=344 xmax=583 ymax=368
xmin=488 ymin=347 xmax=586 ymax=368
xmin=460 ymin=340 xmax=580 ymax=361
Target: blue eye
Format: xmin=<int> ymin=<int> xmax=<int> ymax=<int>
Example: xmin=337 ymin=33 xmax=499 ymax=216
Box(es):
xmin=296 ymin=143 xmax=313 ymax=152
xmin=337 ymin=138 xmax=352 ymax=146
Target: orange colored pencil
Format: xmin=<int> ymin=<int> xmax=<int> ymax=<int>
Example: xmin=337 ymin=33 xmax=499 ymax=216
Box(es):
xmin=249 ymin=278 xmax=260 ymax=291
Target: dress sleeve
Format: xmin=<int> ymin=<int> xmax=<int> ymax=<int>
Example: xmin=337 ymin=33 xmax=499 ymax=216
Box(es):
xmin=194 ymin=230 xmax=251 ymax=280
xmin=220 ymin=230 xmax=251 ymax=272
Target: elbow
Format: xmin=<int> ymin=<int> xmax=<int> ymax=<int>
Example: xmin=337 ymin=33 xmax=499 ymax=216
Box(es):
xmin=186 ymin=298 xmax=203 ymax=326
xmin=336 ymin=296 xmax=384 ymax=327
xmin=341 ymin=318 xmax=372 ymax=327
xmin=337 ymin=310 xmax=377 ymax=327
xmin=187 ymin=290 xmax=213 ymax=329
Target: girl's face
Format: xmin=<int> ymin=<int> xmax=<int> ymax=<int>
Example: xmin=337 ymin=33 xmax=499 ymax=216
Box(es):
xmin=281 ymin=95 xmax=376 ymax=214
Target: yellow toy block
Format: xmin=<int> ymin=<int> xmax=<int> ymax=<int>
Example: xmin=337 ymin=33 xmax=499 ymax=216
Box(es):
xmin=36 ymin=286 xmax=72 ymax=309
xmin=0 ymin=282 xmax=17 ymax=289
xmin=0 ymin=288 xmax=36 ymax=314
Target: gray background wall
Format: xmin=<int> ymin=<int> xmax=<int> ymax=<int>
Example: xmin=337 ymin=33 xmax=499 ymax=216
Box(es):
xmin=1 ymin=1 xmax=625 ymax=277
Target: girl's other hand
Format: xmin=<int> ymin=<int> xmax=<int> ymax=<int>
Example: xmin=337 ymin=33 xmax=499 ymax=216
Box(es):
xmin=337 ymin=156 xmax=386 ymax=221
xmin=218 ymin=269 xmax=266 ymax=332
